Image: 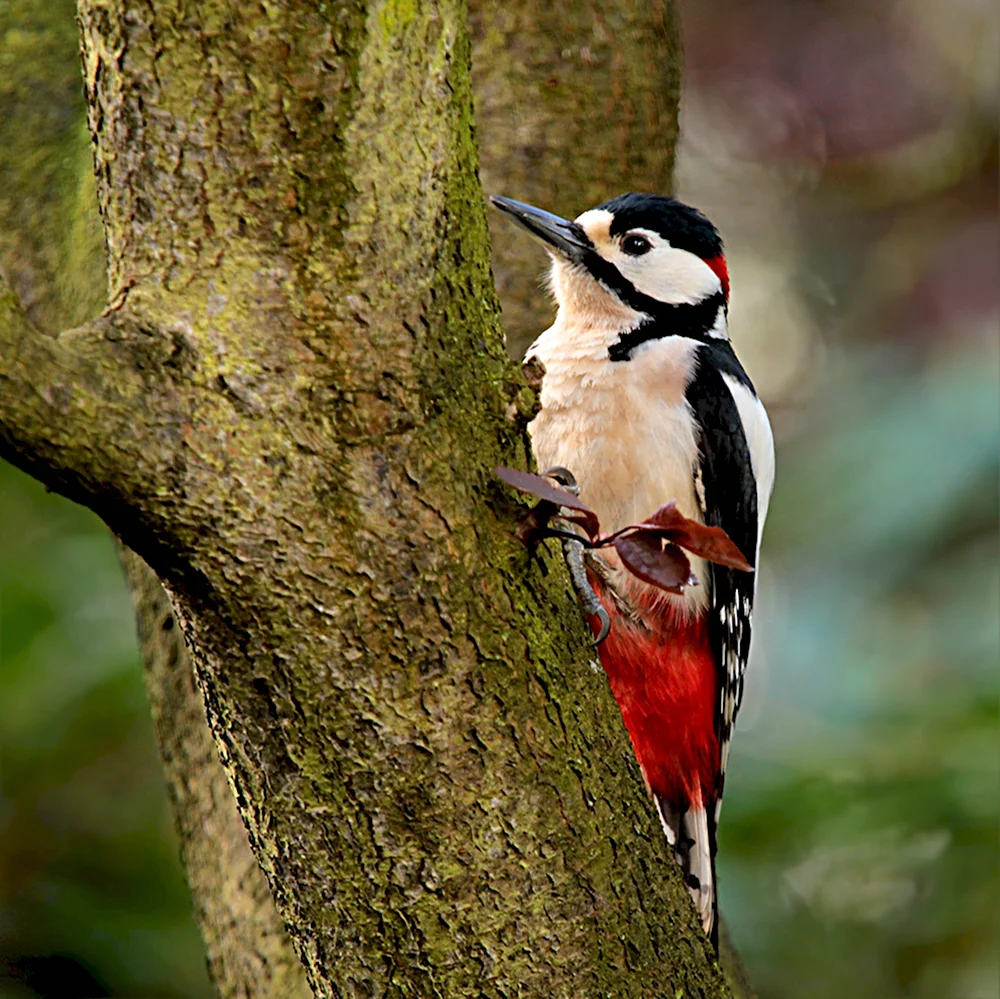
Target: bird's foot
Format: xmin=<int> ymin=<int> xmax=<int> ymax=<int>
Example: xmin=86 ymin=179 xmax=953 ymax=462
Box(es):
xmin=539 ymin=467 xmax=611 ymax=645
xmin=539 ymin=466 xmax=579 ymax=496
xmin=562 ymin=535 xmax=611 ymax=645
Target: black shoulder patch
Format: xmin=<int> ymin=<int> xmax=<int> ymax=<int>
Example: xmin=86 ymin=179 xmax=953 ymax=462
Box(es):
xmin=686 ymin=346 xmax=757 ymax=567
xmin=695 ymin=338 xmax=755 ymax=393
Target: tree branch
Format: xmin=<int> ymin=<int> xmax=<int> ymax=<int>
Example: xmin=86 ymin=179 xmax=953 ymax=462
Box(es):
xmin=0 ymin=277 xmax=162 ymax=521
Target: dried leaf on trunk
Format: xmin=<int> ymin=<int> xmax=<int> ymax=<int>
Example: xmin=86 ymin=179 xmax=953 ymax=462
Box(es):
xmin=495 ymin=466 xmax=600 ymax=539
xmin=497 ymin=470 xmax=751 ymax=592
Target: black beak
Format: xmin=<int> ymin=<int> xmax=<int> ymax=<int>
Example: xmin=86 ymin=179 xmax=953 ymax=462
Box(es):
xmin=489 ymin=195 xmax=591 ymax=262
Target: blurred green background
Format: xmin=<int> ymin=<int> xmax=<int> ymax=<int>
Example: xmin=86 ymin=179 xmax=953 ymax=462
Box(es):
xmin=0 ymin=0 xmax=997 ymax=996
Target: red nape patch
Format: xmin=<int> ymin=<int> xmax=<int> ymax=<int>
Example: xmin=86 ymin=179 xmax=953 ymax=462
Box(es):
xmin=704 ymin=255 xmax=730 ymax=300
xmin=592 ymin=598 xmax=719 ymax=809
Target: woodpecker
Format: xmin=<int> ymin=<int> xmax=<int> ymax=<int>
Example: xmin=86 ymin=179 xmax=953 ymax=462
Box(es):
xmin=492 ymin=193 xmax=774 ymax=949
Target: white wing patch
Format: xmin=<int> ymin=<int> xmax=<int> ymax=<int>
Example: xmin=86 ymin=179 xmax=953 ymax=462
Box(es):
xmin=722 ymin=373 xmax=775 ymax=559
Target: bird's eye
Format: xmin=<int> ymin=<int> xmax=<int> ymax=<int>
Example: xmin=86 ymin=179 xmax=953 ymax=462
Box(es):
xmin=621 ymin=233 xmax=652 ymax=256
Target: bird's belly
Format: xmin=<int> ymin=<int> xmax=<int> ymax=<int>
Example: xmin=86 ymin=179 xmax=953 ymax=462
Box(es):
xmin=529 ymin=392 xmax=708 ymax=609
xmin=529 ymin=394 xmax=701 ymax=531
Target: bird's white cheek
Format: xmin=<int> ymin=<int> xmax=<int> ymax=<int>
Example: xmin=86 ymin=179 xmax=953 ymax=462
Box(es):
xmin=616 ymin=248 xmax=721 ymax=305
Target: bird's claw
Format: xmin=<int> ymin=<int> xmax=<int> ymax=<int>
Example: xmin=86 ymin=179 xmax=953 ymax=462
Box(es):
xmin=592 ymin=604 xmax=611 ymax=646
xmin=562 ymin=534 xmax=611 ymax=646
xmin=537 ymin=466 xmax=608 ymax=643
xmin=540 ymin=465 xmax=580 ymax=497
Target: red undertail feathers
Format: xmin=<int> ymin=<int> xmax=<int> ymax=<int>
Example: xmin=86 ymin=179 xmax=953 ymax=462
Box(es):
xmin=590 ymin=584 xmax=721 ymax=943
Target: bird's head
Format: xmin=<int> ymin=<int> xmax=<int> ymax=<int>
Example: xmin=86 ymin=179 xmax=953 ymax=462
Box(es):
xmin=491 ymin=193 xmax=729 ymax=339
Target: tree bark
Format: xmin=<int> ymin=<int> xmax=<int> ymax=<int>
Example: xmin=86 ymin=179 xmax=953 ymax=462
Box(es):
xmin=0 ymin=4 xmax=310 ymax=993
xmin=118 ymin=546 xmax=313 ymax=998
xmin=0 ymin=1 xmax=731 ymax=996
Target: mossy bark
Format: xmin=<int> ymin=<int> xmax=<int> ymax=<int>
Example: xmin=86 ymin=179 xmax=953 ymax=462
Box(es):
xmin=0 ymin=3 xmax=309 ymax=995
xmin=118 ymin=546 xmax=313 ymax=998
xmin=0 ymin=1 xmax=733 ymax=996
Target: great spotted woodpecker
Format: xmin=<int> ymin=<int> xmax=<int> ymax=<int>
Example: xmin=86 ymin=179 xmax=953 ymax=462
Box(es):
xmin=492 ymin=193 xmax=775 ymax=949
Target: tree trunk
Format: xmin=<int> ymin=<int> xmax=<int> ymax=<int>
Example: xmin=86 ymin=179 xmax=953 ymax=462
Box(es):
xmin=118 ymin=546 xmax=313 ymax=998
xmin=0 ymin=1 xmax=731 ymax=996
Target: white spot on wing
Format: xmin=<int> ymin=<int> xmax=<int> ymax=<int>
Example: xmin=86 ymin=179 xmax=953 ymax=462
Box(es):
xmin=707 ymin=306 xmax=729 ymax=340
xmin=711 ymin=371 xmax=771 ymax=793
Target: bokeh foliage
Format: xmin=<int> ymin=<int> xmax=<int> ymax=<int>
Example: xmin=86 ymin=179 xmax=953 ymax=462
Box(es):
xmin=0 ymin=0 xmax=997 ymax=997
xmin=676 ymin=1 xmax=999 ymax=994
xmin=0 ymin=462 xmax=212 ymax=998
xmin=721 ymin=344 xmax=998 ymax=998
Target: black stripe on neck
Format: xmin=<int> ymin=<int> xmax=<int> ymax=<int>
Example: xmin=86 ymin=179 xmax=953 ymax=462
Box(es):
xmin=608 ymin=292 xmax=726 ymax=362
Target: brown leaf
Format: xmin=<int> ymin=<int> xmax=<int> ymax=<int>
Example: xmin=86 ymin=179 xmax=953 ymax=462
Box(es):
xmin=633 ymin=501 xmax=753 ymax=572
xmin=613 ymin=533 xmax=696 ymax=594
xmin=560 ymin=511 xmax=600 ymax=535
xmin=495 ymin=467 xmax=600 ymax=539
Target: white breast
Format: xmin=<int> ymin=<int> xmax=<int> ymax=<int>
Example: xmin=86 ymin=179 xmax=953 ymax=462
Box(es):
xmin=527 ymin=315 xmax=708 ymax=610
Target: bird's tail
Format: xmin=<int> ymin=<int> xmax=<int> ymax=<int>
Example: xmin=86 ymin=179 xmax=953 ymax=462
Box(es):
xmin=655 ymin=794 xmax=719 ymax=952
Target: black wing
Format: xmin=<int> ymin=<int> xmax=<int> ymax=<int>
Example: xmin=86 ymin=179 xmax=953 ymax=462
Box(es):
xmin=685 ymin=341 xmax=760 ymax=807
